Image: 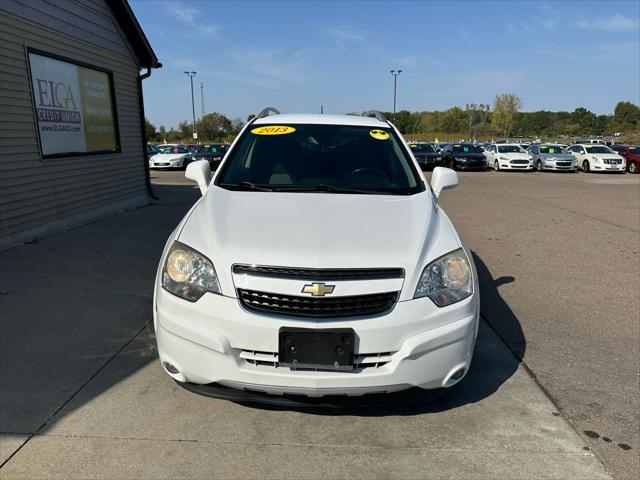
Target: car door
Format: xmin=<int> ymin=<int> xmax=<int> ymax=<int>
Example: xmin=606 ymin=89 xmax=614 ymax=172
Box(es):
xmin=570 ymin=146 xmax=585 ymax=169
xmin=485 ymin=145 xmax=496 ymax=167
xmin=528 ymin=146 xmax=538 ymax=166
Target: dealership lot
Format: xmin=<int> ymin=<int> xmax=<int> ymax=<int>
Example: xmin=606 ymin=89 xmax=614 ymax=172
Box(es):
xmin=1 ymin=171 xmax=637 ymax=479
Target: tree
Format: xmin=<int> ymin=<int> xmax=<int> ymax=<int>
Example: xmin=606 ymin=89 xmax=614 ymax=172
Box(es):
xmin=478 ymin=104 xmax=492 ymax=135
xmin=440 ymin=107 xmax=466 ymax=134
xmin=246 ymin=114 xmax=256 ymax=122
xmin=492 ymin=93 xmax=522 ymax=137
xmin=464 ymin=103 xmax=477 ymax=137
xmin=612 ymin=101 xmax=640 ymax=131
xmin=178 ymin=120 xmax=193 ymax=140
xmin=571 ymin=107 xmax=597 ymax=134
xmin=198 ymin=112 xmax=233 ymax=142
xmin=145 ymin=118 xmax=157 ymax=142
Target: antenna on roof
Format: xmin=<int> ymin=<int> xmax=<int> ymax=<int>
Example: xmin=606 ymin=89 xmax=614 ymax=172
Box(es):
xmin=363 ymin=110 xmax=388 ymax=123
xmin=256 ymin=107 xmax=280 ymax=119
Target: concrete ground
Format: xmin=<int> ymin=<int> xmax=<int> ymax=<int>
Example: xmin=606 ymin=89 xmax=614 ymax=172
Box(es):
xmin=0 ymin=168 xmax=636 ymax=478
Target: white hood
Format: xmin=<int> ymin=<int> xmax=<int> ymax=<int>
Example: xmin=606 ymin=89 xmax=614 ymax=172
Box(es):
xmin=151 ymin=153 xmax=188 ymax=161
xmin=500 ymin=152 xmax=531 ymax=160
xmin=177 ymin=186 xmax=460 ymax=299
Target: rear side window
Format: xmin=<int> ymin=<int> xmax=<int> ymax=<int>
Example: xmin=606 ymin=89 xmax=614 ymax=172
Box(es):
xmin=216 ymin=124 xmax=424 ymax=195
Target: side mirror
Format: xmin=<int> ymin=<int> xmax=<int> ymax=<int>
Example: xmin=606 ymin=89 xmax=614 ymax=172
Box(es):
xmin=431 ymin=166 xmax=458 ymax=199
xmin=185 ymin=160 xmax=212 ymax=195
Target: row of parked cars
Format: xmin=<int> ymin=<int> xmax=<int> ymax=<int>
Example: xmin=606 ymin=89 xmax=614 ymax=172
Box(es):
xmin=147 ymin=143 xmax=230 ymax=170
xmin=409 ymin=141 xmax=639 ymax=173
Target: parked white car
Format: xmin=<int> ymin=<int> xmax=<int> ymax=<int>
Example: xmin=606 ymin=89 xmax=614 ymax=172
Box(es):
xmin=484 ymin=143 xmax=534 ymax=171
xmin=153 ymin=109 xmax=480 ymax=403
xmin=149 ymin=145 xmax=194 ymax=169
xmin=567 ymin=144 xmax=626 ymax=173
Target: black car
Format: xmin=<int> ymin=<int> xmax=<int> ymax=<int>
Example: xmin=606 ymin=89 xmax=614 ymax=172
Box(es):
xmin=409 ymin=143 xmax=443 ymax=169
xmin=193 ymin=144 xmax=229 ymax=170
xmin=441 ymin=143 xmax=487 ymax=170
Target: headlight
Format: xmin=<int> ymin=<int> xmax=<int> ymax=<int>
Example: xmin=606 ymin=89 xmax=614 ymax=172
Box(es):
xmin=162 ymin=241 xmax=220 ymax=301
xmin=414 ymin=248 xmax=473 ymax=307
xmin=499 ymin=156 xmax=509 ymax=161
xmin=592 ymin=156 xmax=601 ymax=163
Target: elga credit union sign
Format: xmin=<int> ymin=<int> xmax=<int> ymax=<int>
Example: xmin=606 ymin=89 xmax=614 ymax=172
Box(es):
xmin=28 ymin=51 xmax=120 ymax=157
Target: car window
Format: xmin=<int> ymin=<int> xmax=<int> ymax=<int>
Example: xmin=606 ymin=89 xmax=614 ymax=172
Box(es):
xmin=497 ymin=145 xmax=525 ymax=153
xmin=585 ymin=146 xmax=614 ymax=154
xmin=216 ymin=124 xmax=425 ymax=195
xmin=452 ymin=144 xmax=482 ymax=153
xmin=540 ymin=145 xmax=567 ymax=154
xmin=409 ymin=144 xmax=435 ymax=153
xmin=630 ymin=147 xmax=640 ymax=154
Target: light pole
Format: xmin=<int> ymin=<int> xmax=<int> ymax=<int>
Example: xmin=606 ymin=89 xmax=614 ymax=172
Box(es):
xmin=184 ymin=71 xmax=197 ymax=140
xmin=390 ymin=69 xmax=402 ymax=115
xmin=200 ymin=82 xmax=205 ymax=118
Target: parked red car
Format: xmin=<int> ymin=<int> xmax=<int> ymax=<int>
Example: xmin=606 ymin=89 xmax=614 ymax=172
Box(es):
xmin=611 ymin=145 xmax=640 ymax=173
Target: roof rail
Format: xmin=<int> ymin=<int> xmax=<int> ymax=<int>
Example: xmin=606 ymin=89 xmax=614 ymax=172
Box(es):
xmin=256 ymin=107 xmax=281 ymax=119
xmin=363 ymin=110 xmax=388 ymax=123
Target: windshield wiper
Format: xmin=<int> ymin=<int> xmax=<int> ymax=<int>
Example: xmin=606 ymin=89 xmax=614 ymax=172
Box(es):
xmin=218 ymin=181 xmax=274 ymax=191
xmin=270 ymin=184 xmax=396 ymax=195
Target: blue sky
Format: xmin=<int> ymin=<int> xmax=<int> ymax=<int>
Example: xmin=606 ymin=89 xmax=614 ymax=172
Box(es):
xmin=131 ymin=0 xmax=640 ymax=129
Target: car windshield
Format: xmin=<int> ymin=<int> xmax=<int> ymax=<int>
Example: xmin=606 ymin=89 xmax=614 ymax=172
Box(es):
xmin=498 ymin=145 xmax=525 ymax=153
xmin=452 ymin=144 xmax=482 ymax=153
xmin=630 ymin=147 xmax=640 ymax=154
xmin=216 ymin=124 xmax=424 ymax=195
xmin=540 ymin=145 xmax=567 ymax=154
xmin=585 ymin=146 xmax=614 ymax=154
xmin=410 ymin=143 xmax=435 ymax=153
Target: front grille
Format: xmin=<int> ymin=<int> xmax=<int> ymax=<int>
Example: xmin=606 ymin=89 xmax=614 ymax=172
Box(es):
xmin=510 ymin=159 xmax=530 ymax=164
xmin=603 ymin=158 xmax=622 ymax=165
xmin=238 ymin=289 xmax=398 ymax=318
xmin=240 ymin=350 xmax=394 ymax=370
xmin=233 ymin=265 xmax=404 ymax=281
xmin=556 ymin=162 xmax=572 ymax=167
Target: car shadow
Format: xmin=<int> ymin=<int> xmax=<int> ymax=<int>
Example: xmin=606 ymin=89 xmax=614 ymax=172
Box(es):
xmin=234 ymin=251 xmax=526 ymax=416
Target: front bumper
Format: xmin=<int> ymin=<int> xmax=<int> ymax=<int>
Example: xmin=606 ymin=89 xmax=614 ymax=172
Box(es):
xmin=149 ymin=159 xmax=183 ymax=168
xmin=592 ymin=163 xmax=626 ymax=172
xmin=543 ymin=161 xmax=577 ymax=171
xmin=454 ymin=159 xmax=486 ymax=170
xmin=155 ymin=288 xmax=479 ymax=397
xmin=499 ymin=161 xmax=534 ymax=170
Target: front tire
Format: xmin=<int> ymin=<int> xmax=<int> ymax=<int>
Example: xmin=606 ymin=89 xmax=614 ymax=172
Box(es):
xmin=536 ymin=160 xmax=542 ymax=172
xmin=629 ymin=161 xmax=638 ymax=174
xmin=582 ymin=160 xmax=590 ymax=173
xmin=494 ymin=160 xmax=500 ymax=171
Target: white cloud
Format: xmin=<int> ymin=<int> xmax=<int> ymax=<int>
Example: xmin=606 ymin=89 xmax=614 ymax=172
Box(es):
xmin=395 ymin=54 xmax=441 ymax=68
xmin=165 ymin=1 xmax=219 ymax=37
xmin=319 ymin=24 xmax=366 ymax=50
xmin=539 ymin=4 xmax=559 ymax=30
xmin=539 ymin=41 xmax=639 ymax=62
xmin=576 ymin=14 xmax=639 ymax=32
xmin=227 ymin=47 xmax=306 ymax=86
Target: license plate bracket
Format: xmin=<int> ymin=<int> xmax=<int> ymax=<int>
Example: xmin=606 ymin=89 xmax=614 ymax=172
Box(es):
xmin=279 ymin=328 xmax=355 ymax=370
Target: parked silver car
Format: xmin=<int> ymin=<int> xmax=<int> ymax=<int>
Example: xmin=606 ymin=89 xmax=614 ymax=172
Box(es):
xmin=527 ymin=144 xmax=577 ymax=172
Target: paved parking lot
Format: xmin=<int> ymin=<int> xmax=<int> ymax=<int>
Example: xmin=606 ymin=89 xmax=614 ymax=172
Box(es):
xmin=1 ymin=169 xmax=638 ymax=479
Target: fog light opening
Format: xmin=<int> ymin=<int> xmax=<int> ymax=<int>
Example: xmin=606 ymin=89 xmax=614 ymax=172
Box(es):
xmin=163 ymin=361 xmax=180 ymax=374
xmin=451 ymin=368 xmax=466 ymax=380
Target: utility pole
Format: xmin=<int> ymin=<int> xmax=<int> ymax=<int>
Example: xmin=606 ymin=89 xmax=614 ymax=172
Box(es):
xmin=200 ymin=82 xmax=205 ymax=118
xmin=184 ymin=71 xmax=197 ymax=140
xmin=390 ymin=69 xmax=402 ymax=115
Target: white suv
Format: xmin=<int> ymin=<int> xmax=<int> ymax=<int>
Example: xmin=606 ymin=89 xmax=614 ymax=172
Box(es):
xmin=153 ymin=109 xmax=479 ymax=402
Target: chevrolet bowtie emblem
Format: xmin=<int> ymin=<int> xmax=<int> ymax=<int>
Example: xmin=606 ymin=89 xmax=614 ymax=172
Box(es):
xmin=302 ymin=282 xmax=335 ymax=297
